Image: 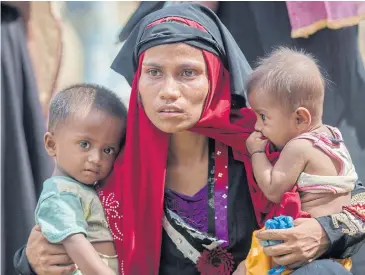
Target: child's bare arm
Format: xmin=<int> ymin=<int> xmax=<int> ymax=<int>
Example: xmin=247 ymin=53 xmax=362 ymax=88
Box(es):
xmin=251 ymin=140 xmax=308 ymax=203
xmin=63 ymin=234 xmax=115 ymax=275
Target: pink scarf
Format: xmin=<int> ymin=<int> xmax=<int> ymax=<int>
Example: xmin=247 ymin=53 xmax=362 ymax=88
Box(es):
xmin=286 ymin=1 xmax=365 ymax=38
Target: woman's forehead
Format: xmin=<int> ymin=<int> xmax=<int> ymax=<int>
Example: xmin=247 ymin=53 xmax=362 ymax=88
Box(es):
xmin=143 ymin=43 xmax=205 ymax=63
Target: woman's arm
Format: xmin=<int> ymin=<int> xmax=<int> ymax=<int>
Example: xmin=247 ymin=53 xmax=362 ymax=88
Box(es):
xmin=256 ymin=181 xmax=365 ymax=268
xmin=316 ymin=180 xmax=365 ymax=259
xmin=14 ymin=228 xmax=117 ymax=275
xmin=13 ymin=225 xmax=76 ymax=275
xmin=14 ymin=245 xmax=37 ymax=275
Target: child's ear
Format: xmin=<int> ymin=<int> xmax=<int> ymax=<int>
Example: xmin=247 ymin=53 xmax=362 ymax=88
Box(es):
xmin=44 ymin=132 xmax=57 ymax=157
xmin=295 ymin=107 xmax=311 ymax=128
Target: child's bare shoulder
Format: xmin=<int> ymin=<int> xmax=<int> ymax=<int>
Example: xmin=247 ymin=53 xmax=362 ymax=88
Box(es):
xmin=283 ymin=138 xmax=314 ymax=156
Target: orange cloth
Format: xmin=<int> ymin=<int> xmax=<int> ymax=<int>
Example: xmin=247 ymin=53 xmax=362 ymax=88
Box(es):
xmin=245 ymin=229 xmax=352 ymax=275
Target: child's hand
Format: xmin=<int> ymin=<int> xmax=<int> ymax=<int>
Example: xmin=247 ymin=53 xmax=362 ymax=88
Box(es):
xmin=246 ymin=131 xmax=268 ymax=155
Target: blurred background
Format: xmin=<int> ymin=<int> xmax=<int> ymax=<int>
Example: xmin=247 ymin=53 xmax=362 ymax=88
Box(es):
xmin=1 ymin=1 xmax=365 ymax=274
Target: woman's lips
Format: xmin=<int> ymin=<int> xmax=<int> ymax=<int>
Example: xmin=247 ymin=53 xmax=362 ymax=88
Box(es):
xmin=157 ymin=105 xmax=184 ymax=118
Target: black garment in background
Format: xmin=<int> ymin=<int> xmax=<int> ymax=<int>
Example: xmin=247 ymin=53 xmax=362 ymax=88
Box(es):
xmin=1 ymin=4 xmax=54 ymax=275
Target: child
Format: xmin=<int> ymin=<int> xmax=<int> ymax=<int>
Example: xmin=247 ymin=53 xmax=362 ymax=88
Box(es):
xmin=246 ymin=47 xmax=358 ymax=218
xmin=239 ymin=48 xmax=357 ymax=275
xmin=35 ymin=84 xmax=127 ymax=275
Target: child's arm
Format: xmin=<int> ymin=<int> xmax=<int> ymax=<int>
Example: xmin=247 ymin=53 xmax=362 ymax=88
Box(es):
xmin=247 ymin=132 xmax=308 ymax=203
xmin=63 ymin=234 xmax=115 ymax=275
xmin=36 ymin=191 xmax=116 ymax=275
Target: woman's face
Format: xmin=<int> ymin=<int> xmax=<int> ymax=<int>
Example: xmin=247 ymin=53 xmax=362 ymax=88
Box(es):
xmin=138 ymin=43 xmax=209 ymax=133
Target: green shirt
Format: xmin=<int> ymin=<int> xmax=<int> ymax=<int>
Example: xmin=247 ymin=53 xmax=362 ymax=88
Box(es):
xmin=35 ymin=176 xmax=113 ymax=244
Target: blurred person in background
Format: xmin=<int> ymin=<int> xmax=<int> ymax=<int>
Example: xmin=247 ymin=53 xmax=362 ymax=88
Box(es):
xmin=1 ymin=3 xmax=56 ymax=275
xmin=1 ymin=2 xmax=85 ymax=274
xmin=63 ymin=1 xmax=137 ymax=104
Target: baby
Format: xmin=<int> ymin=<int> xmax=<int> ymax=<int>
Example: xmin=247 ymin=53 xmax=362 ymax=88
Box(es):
xmin=246 ymin=47 xmax=358 ymax=218
xmin=35 ymin=84 xmax=127 ymax=275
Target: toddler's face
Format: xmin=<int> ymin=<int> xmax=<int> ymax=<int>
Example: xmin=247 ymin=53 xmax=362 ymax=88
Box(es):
xmin=48 ymin=109 xmax=125 ymax=185
xmin=248 ymin=91 xmax=298 ymax=149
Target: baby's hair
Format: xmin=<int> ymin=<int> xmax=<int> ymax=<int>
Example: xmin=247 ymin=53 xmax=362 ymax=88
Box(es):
xmin=246 ymin=47 xmax=326 ymax=122
xmin=48 ymin=83 xmax=127 ymax=133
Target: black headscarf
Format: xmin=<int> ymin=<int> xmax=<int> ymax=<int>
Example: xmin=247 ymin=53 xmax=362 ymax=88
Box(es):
xmin=111 ymin=3 xmax=252 ymax=107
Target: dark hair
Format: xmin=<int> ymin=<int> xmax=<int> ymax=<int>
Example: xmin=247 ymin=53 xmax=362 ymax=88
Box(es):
xmin=48 ymin=83 xmax=128 ymax=135
xmin=246 ymin=47 xmax=326 ymax=121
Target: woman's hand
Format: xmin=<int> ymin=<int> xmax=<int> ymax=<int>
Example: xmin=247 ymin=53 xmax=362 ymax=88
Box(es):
xmin=25 ymin=225 xmax=76 ymax=275
xmin=246 ymin=131 xmax=267 ymax=155
xmin=255 ymin=218 xmax=329 ymax=269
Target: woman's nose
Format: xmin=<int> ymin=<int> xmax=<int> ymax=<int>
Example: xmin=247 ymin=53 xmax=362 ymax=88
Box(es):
xmin=159 ymin=76 xmax=180 ymax=101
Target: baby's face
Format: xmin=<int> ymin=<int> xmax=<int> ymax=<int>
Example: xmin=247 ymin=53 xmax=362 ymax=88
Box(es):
xmin=51 ymin=109 xmax=125 ymax=185
xmin=248 ymin=91 xmax=299 ymax=149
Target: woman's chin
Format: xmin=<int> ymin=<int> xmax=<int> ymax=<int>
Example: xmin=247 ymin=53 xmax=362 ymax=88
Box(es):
xmin=155 ymin=122 xmax=194 ymax=134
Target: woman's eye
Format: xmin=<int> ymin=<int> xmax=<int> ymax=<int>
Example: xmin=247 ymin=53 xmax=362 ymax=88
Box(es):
xmin=260 ymin=114 xmax=266 ymax=121
xmin=148 ymin=69 xmax=162 ymax=77
xmin=104 ymin=147 xmax=115 ymax=155
xmin=182 ymin=69 xmax=196 ymax=77
xmin=79 ymin=141 xmax=90 ymax=149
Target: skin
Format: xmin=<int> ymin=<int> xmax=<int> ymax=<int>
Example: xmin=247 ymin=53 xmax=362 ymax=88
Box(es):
xmin=246 ymin=90 xmax=338 ymax=268
xmin=26 ymin=44 xmax=330 ymax=274
xmin=139 ymin=43 xmax=209 ymax=134
xmin=246 ymin=90 xmax=309 ymax=203
xmin=25 ymin=225 xmax=76 ymax=275
xmin=45 ymin=108 xmax=124 ymax=185
xmin=247 ymin=90 xmax=350 ymax=213
xmin=246 ymin=90 xmax=303 ymax=151
xmin=256 ymin=218 xmax=328 ymax=269
xmin=139 ymin=43 xmax=211 ymax=197
xmin=27 ymin=108 xmax=124 ymax=275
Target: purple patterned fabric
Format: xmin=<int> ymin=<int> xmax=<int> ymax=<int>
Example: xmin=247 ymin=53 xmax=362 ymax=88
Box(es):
xmin=164 ymin=143 xmax=230 ymax=243
xmin=214 ymin=189 xmax=229 ymax=243
xmin=213 ymin=145 xmax=229 ymax=244
xmin=164 ymin=186 xmax=230 ymax=243
xmin=164 ymin=185 xmax=209 ymax=233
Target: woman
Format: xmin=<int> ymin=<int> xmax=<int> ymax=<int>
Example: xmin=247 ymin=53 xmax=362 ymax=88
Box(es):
xmin=14 ymin=4 xmax=365 ymax=275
